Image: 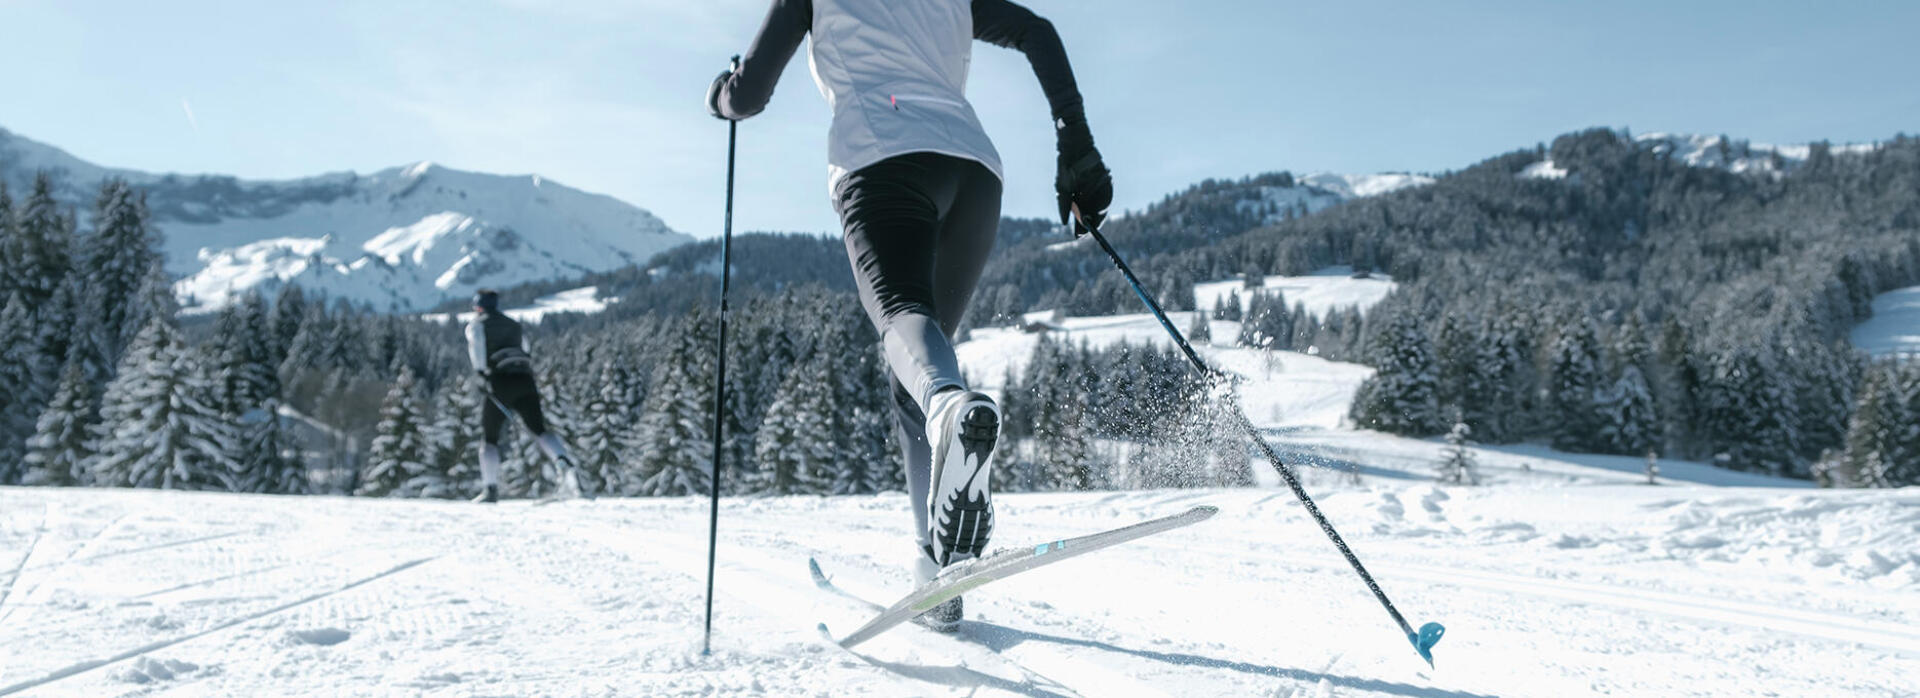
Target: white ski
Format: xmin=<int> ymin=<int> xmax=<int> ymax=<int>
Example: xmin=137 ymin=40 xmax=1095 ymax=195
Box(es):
xmin=813 ymin=505 xmax=1219 ymax=648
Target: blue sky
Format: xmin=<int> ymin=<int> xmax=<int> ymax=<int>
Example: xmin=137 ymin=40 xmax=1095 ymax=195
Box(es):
xmin=2 ymin=1 xmax=1915 ymax=239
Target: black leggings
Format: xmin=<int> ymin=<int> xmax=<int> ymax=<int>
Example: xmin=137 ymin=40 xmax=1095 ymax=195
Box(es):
xmin=482 ymin=374 xmax=549 ymax=444
xmin=835 ymin=152 xmax=1001 ymax=546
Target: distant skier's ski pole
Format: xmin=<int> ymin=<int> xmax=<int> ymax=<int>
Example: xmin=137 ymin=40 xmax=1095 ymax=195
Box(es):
xmin=1076 ymin=207 xmax=1446 ymax=666
xmin=701 ymin=56 xmax=742 ymax=657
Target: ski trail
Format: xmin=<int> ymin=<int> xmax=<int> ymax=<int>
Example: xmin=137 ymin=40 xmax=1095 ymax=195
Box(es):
xmin=0 ymin=503 xmax=48 ymax=617
xmin=532 ymin=510 xmax=1107 ymax=698
xmin=1124 ymin=532 xmax=1920 ymax=655
xmin=0 ymin=530 xmax=248 ymax=580
xmin=0 ymin=511 xmax=133 ymax=628
xmin=132 ymin=562 xmax=293 ymax=600
xmin=812 ymin=560 xmax=1173 ymax=698
xmin=1381 ymin=560 xmax=1920 ymax=654
xmin=0 ymin=556 xmax=437 ymax=697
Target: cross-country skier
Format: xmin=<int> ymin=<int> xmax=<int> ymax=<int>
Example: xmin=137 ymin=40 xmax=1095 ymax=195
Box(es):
xmin=465 ymin=289 xmax=582 ymax=503
xmin=707 ymin=0 xmax=1113 ymax=629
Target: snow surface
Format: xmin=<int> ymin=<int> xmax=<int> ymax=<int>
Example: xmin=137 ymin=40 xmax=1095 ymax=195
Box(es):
xmin=1193 ymin=266 xmax=1397 ymax=320
xmin=1518 ymin=160 xmax=1569 ymax=180
xmin=2 ymin=471 xmax=1912 ymax=696
xmin=420 ymin=286 xmax=612 ymax=326
xmin=1851 ymin=284 xmax=1920 ymax=358
xmin=0 ymin=128 xmax=688 ymax=314
xmin=1297 ymin=172 xmax=1435 ymax=199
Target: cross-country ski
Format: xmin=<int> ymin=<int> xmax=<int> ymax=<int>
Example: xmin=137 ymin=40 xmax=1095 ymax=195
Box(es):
xmin=815 ymin=505 xmax=1220 ymax=648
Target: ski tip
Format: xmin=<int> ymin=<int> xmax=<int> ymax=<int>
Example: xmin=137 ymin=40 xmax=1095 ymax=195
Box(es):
xmin=807 ymin=558 xmax=830 ymax=586
xmin=1190 ymin=505 xmax=1221 ymax=519
xmin=1409 ymin=622 xmax=1446 ymax=667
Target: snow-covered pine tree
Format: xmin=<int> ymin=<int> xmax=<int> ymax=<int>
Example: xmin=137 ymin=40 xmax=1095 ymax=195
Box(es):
xmin=1187 ymin=310 xmax=1211 ymax=344
xmin=22 ymin=357 xmax=95 ymax=486
xmin=1597 ymin=364 xmax=1660 ymax=456
xmin=1849 ymin=362 xmax=1920 ymax=487
xmin=422 ymin=377 xmax=484 ymax=499
xmin=1549 ymin=317 xmax=1605 ymax=451
xmin=80 ymin=180 xmax=161 ymax=361
xmin=1348 ymin=313 xmax=1445 ymax=436
xmin=0 ymin=293 xmax=45 ymax=482
xmin=268 ymin=285 xmax=308 ymax=364
xmin=87 ymin=320 xmax=240 ymax=490
xmin=753 ymin=357 xmax=837 ymax=495
xmin=575 ymin=364 xmax=631 ymax=496
xmin=1436 ymin=420 xmax=1480 ymax=485
xmin=358 ymin=368 xmax=429 ymax=497
xmin=5 ymin=173 xmax=76 ymax=309
xmin=237 ymin=398 xmax=308 ymax=494
xmin=631 ymin=317 xmax=714 ymax=497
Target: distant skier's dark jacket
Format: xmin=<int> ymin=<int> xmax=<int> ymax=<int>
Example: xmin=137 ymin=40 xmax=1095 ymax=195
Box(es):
xmin=466 ymin=312 xmax=533 ymax=376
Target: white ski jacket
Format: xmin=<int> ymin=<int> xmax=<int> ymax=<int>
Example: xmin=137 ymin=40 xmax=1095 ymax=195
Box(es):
xmin=715 ymin=0 xmax=1084 ymax=199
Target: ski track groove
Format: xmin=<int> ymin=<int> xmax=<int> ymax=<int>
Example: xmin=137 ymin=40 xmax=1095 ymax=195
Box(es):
xmin=0 ymin=511 xmax=134 ymax=629
xmin=0 ymin=556 xmax=439 ymax=697
xmin=0 ymin=503 xmax=49 ymax=617
xmin=1127 ymin=535 xmax=1920 ymax=655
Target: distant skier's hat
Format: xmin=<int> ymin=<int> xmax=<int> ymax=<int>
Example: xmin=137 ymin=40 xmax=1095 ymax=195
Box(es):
xmin=473 ymin=289 xmax=500 ymax=312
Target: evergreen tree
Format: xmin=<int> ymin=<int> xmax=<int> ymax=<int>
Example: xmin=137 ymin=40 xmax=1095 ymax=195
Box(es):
xmin=1187 ymin=311 xmax=1212 ymax=344
xmin=358 ymin=368 xmax=429 ymax=496
xmin=1349 ymin=314 xmax=1444 ymax=435
xmin=239 ymin=398 xmax=308 ymax=495
xmin=1436 ymin=420 xmax=1480 ymax=485
xmin=1548 ymin=318 xmax=1605 ymax=451
xmin=424 ymin=378 xmax=484 ymax=499
xmin=88 ymin=320 xmax=240 ymax=490
xmin=1596 ymin=365 xmax=1660 ymax=456
xmin=80 ymin=180 xmax=161 ymax=361
xmin=632 ymin=319 xmax=715 ymax=497
xmin=22 ymin=358 xmax=95 ymax=486
xmin=0 ymin=294 xmax=44 ymax=481
xmin=4 ymin=173 xmax=76 ymax=309
xmin=575 ymin=364 xmax=632 ymax=496
xmin=752 ymin=357 xmax=836 ymax=495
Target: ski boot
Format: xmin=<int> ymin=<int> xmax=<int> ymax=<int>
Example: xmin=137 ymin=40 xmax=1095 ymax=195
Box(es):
xmin=473 ymin=484 xmax=498 ymax=504
xmin=918 ymin=388 xmax=1000 ymax=630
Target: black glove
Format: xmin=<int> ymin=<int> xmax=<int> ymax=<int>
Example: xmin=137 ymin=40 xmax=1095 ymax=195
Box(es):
xmin=1054 ymin=111 xmax=1113 ymax=237
xmin=705 ymin=55 xmax=742 ymax=121
xmin=476 ymin=368 xmax=490 ymax=381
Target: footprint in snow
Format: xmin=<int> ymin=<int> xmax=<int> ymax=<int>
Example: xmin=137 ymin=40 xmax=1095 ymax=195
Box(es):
xmin=289 ymin=627 xmax=352 ymax=646
xmin=117 ymin=657 xmax=201 ymax=684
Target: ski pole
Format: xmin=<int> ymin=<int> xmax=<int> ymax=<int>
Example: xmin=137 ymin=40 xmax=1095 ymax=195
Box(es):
xmin=1076 ymin=208 xmax=1446 ymax=666
xmin=701 ymin=56 xmax=741 ymax=657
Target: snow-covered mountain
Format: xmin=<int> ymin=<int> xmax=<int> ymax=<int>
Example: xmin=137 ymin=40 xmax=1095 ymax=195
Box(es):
xmin=0 ymin=127 xmax=689 ymax=312
xmin=1521 ymin=131 xmax=1884 ymax=180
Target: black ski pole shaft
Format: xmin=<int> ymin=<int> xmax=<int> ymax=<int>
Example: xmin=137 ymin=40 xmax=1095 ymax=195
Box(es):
xmin=702 ymin=71 xmax=739 ymax=656
xmin=1082 ymin=218 xmax=1442 ymax=663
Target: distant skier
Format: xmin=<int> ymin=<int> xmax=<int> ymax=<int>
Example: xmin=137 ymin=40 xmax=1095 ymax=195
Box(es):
xmin=465 ymin=289 xmax=581 ymax=503
xmin=708 ymin=0 xmax=1112 ymax=628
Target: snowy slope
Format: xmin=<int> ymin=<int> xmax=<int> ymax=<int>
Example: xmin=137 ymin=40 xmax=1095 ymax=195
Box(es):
xmin=1 ymin=479 xmax=1912 ymax=697
xmin=1524 ymin=131 xmax=1883 ymax=180
xmin=420 ymin=286 xmax=613 ymax=326
xmin=1851 ymin=284 xmax=1920 ymax=358
xmin=0 ymin=127 xmax=688 ymax=313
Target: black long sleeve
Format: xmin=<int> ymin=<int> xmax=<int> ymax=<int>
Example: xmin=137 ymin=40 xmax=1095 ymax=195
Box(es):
xmin=972 ymin=0 xmax=1085 ymax=121
xmin=717 ymin=0 xmax=812 ymax=120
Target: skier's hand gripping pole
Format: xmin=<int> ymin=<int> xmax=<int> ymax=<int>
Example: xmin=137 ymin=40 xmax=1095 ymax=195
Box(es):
xmin=1072 ymin=204 xmax=1446 ymax=666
